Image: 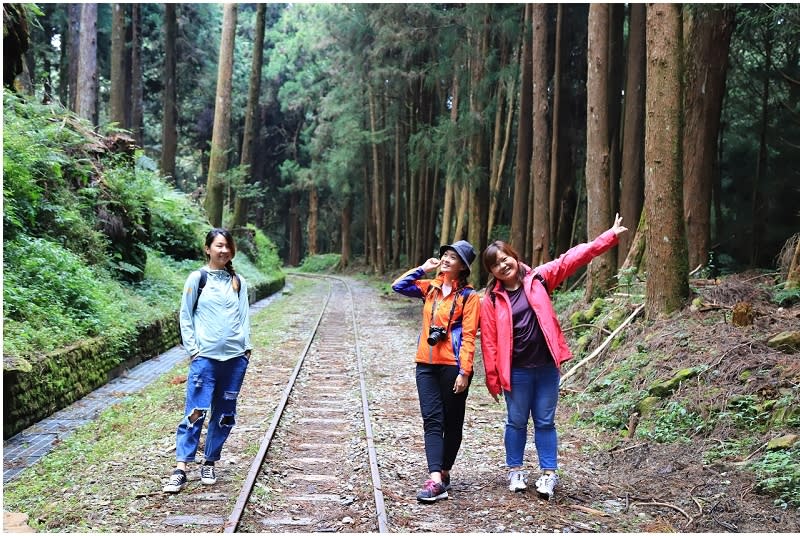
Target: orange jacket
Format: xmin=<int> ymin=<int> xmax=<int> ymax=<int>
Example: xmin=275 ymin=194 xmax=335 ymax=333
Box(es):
xmin=392 ymin=267 xmax=480 ymax=375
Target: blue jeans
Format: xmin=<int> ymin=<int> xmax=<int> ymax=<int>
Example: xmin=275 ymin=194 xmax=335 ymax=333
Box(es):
xmin=415 ymin=363 xmax=471 ymax=474
xmin=503 ymin=366 xmax=560 ymax=470
xmin=175 ymin=355 xmax=248 ymax=463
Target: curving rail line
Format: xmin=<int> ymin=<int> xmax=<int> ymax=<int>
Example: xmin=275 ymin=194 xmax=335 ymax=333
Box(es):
xmin=224 ymin=273 xmax=387 ymax=533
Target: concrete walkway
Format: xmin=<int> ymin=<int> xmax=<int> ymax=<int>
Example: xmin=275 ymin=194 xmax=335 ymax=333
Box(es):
xmin=3 ymin=291 xmax=284 ymax=484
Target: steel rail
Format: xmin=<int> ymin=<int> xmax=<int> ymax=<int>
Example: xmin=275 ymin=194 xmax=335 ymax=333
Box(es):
xmin=224 ymin=278 xmax=333 ymax=533
xmin=290 ymin=272 xmax=389 ymax=533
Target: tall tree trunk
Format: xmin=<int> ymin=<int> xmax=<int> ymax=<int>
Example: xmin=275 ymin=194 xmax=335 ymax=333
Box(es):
xmin=585 ymin=3 xmax=614 ymax=300
xmin=441 ymin=72 xmax=460 ymax=246
xmin=751 ymin=22 xmax=772 ymax=267
xmin=307 ymin=184 xmax=318 ymax=255
xmin=548 ymin=4 xmax=563 ymax=246
xmin=645 ymin=3 xmax=689 ymax=318
xmin=204 ymin=3 xmax=237 ymax=228
xmin=161 ymin=3 xmax=178 ymax=181
xmin=67 ymin=4 xmax=81 ymax=111
xmin=607 ymin=4 xmax=625 ymax=214
xmin=110 ymin=4 xmax=126 ymax=126
xmin=468 ymin=9 xmax=491 ymax=285
xmin=531 ymin=3 xmax=551 ymax=266
xmin=75 ymin=4 xmax=97 ymax=122
xmin=453 ymin=183 xmax=470 ymax=241
xmin=368 ymin=85 xmax=386 ymax=273
xmin=130 ymin=4 xmax=143 ymax=144
xmin=392 ymin=120 xmax=402 ymax=267
xmin=487 ymin=77 xmax=514 ymax=238
xmin=340 ymin=197 xmax=352 ymax=270
xmin=510 ymin=4 xmax=533 ymax=252
xmin=683 ymin=5 xmax=736 ymax=271
xmin=233 ymin=3 xmax=266 ymax=227
xmin=618 ymin=3 xmax=646 ymax=264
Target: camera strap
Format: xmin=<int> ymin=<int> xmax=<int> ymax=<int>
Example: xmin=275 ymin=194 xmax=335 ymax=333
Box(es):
xmin=429 ymin=285 xmax=463 ymax=334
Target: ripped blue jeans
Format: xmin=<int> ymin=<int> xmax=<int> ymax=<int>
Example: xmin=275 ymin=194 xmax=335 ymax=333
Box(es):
xmin=175 ymin=355 xmax=248 ymax=463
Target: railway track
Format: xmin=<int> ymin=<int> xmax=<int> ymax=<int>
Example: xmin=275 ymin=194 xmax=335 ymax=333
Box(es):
xmin=227 ymin=274 xmax=387 ymax=533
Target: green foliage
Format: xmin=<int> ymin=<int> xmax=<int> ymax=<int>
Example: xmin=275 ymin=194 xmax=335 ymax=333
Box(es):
xmin=3 ymin=94 xmax=281 ymax=359
xmin=3 ymin=236 xmax=132 ymax=356
xmin=771 ymin=282 xmax=800 ymax=307
xmin=636 ymin=401 xmax=708 ymax=444
xmin=750 ymin=446 xmax=800 ymax=508
xmin=252 ymin=226 xmax=283 ymax=274
xmin=298 ymin=253 xmax=341 ymax=273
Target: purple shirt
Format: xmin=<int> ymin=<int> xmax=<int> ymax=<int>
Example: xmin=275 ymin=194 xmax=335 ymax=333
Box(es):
xmin=506 ymin=286 xmax=552 ymax=368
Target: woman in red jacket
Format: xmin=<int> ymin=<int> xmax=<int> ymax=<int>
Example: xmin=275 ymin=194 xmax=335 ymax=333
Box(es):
xmin=392 ymin=240 xmax=480 ymax=503
xmin=480 ymin=215 xmax=627 ymax=499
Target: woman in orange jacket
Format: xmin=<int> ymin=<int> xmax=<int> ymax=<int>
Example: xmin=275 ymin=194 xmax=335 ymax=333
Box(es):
xmin=392 ymin=240 xmax=480 ymax=503
xmin=480 ymin=215 xmax=627 ymax=500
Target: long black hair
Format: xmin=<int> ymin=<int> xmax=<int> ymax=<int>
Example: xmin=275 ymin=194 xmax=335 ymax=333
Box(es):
xmin=205 ymin=228 xmax=240 ymax=293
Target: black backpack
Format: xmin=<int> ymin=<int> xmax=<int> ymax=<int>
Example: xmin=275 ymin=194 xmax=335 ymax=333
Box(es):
xmin=191 ymin=268 xmax=241 ymax=313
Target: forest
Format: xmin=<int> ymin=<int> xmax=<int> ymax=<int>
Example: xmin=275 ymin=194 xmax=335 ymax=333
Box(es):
xmin=3 ymin=3 xmax=800 ymax=527
xmin=5 ymin=3 xmax=799 ymax=309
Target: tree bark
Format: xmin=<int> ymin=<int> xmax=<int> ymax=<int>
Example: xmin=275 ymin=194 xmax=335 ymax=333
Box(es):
xmin=751 ymin=21 xmax=772 ymax=267
xmin=683 ymin=5 xmax=736 ymax=271
xmin=368 ymin=84 xmax=386 ymax=273
xmin=531 ymin=3 xmax=551 ymax=266
xmin=441 ymin=72 xmax=460 ymax=246
xmin=307 ymin=184 xmax=318 ymax=256
xmin=130 ymin=4 xmax=143 ymax=144
xmin=644 ymin=3 xmax=689 ymax=318
xmin=110 ymin=4 xmax=127 ymax=127
xmin=67 ymin=4 xmax=81 ymax=111
xmin=510 ymin=3 xmax=533 ymax=253
xmin=548 ymin=4 xmax=563 ymax=246
xmin=585 ymin=3 xmax=614 ymax=300
xmin=339 ymin=197 xmax=352 ymax=270
xmin=607 ymin=4 xmax=625 ymax=214
xmin=233 ymin=3 xmax=266 ymax=227
xmin=618 ymin=3 xmax=646 ymax=264
xmin=160 ymin=3 xmax=178 ymax=181
xmin=75 ymin=4 xmax=97 ymax=123
xmin=204 ymin=3 xmax=237 ymax=228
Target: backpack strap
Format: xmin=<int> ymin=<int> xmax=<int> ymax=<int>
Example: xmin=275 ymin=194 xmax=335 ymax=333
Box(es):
xmin=192 ymin=268 xmax=208 ymax=314
xmin=193 ymin=268 xmax=241 ymax=314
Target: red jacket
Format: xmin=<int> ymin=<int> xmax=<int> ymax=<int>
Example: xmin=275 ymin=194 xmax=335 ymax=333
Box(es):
xmin=480 ymin=230 xmax=619 ymax=396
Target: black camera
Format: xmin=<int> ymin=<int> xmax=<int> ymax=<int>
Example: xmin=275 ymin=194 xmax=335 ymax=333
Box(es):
xmin=427 ymin=325 xmax=447 ymax=345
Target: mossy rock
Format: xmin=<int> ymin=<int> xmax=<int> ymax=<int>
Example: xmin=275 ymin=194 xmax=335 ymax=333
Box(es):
xmin=637 ymin=396 xmax=661 ymax=417
xmin=647 ymin=367 xmax=701 ymax=397
xmin=767 ymin=331 xmax=800 ymax=353
xmin=766 ymin=434 xmax=799 ymax=450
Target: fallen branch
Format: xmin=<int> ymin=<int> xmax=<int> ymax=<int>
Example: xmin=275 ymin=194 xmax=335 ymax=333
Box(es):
xmin=569 ymin=504 xmax=610 ymax=517
xmin=631 ymin=501 xmax=691 ymax=522
xmin=560 ymin=304 xmax=645 ymax=386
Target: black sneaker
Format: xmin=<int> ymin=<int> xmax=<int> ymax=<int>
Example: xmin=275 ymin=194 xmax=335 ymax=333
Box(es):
xmin=163 ymin=469 xmax=188 ymax=493
xmin=416 ymin=479 xmax=448 ymax=503
xmin=442 ymin=473 xmax=451 ymax=491
xmin=200 ymin=464 xmax=217 ymax=485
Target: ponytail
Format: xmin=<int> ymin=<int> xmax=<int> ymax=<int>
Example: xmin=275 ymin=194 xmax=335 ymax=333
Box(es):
xmin=225 ymin=260 xmax=240 ymax=293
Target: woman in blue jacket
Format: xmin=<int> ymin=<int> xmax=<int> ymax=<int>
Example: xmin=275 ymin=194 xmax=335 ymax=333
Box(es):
xmin=163 ymin=228 xmax=253 ymax=493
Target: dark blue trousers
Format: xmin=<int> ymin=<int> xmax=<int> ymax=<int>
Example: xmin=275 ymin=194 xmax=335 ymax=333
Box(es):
xmin=415 ymin=363 xmax=471 ymax=473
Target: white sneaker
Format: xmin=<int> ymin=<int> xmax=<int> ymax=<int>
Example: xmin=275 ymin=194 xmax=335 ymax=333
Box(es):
xmin=535 ymin=473 xmax=558 ymax=499
xmin=507 ymin=469 xmax=527 ymax=492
